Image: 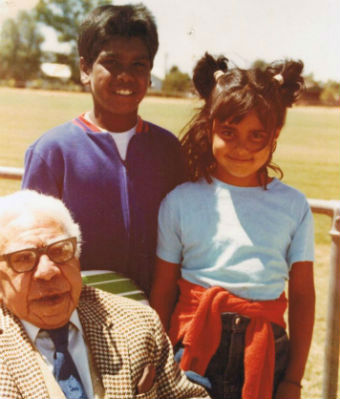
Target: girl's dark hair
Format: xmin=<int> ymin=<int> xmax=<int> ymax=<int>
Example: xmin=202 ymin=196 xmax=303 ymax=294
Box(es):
xmin=181 ymin=52 xmax=304 ymax=186
xmin=78 ymin=3 xmax=158 ymax=67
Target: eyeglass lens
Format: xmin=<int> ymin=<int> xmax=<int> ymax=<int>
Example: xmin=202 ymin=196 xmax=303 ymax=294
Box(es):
xmin=8 ymin=238 xmax=76 ymax=272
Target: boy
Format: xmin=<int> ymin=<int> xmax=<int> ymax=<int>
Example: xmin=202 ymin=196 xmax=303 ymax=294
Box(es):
xmin=22 ymin=4 xmax=185 ymax=296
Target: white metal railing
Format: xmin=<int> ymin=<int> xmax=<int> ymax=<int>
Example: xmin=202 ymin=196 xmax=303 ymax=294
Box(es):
xmin=0 ymin=166 xmax=24 ymax=179
xmin=0 ymin=166 xmax=339 ymax=398
xmin=308 ymin=199 xmax=340 ymax=399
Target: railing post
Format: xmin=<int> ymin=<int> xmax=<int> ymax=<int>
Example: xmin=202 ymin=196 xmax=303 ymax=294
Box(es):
xmin=322 ymin=208 xmax=340 ymax=399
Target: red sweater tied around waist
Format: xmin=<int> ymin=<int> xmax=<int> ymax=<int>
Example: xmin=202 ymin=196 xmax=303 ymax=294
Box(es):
xmin=168 ymin=278 xmax=287 ymax=399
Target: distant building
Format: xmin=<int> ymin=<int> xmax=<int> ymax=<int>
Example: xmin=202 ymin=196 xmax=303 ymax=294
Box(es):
xmin=40 ymin=63 xmax=71 ymax=80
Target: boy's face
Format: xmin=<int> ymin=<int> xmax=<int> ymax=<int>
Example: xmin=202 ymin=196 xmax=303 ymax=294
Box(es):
xmin=80 ymin=36 xmax=151 ymax=131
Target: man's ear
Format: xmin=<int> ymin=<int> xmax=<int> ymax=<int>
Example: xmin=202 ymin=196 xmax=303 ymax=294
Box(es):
xmin=79 ymin=57 xmax=91 ymax=86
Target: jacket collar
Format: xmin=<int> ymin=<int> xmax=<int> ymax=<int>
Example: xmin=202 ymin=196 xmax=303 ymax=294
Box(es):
xmin=73 ymin=114 xmax=148 ymax=135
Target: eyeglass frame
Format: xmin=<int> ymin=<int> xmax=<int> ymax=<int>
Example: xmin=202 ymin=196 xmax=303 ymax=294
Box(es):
xmin=0 ymin=237 xmax=77 ymax=273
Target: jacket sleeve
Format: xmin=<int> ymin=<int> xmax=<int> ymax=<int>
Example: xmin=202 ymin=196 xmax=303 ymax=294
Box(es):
xmin=22 ymin=146 xmax=63 ymax=198
xmin=0 ymin=359 xmax=22 ymax=399
xmin=150 ymin=307 xmax=210 ymax=398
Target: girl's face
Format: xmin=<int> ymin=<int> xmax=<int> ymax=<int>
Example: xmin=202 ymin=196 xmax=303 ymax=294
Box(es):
xmin=211 ymin=110 xmax=276 ymax=187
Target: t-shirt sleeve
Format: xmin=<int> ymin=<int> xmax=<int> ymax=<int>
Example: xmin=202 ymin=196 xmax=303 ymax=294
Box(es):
xmin=156 ymin=192 xmax=182 ymax=264
xmin=22 ymin=146 xmax=62 ymax=198
xmin=287 ymin=200 xmax=314 ymax=268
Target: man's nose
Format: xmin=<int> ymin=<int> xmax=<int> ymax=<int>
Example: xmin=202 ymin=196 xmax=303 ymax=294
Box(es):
xmin=33 ymin=254 xmax=61 ymax=280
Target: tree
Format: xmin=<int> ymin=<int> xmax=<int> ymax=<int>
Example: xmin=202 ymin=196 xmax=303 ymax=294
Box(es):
xmin=301 ymin=73 xmax=323 ymax=104
xmin=251 ymin=59 xmax=269 ymax=71
xmin=162 ymin=66 xmax=192 ymax=95
xmin=34 ymin=0 xmax=111 ymax=83
xmin=0 ymin=11 xmax=43 ymax=83
xmin=320 ymin=80 xmax=340 ymax=105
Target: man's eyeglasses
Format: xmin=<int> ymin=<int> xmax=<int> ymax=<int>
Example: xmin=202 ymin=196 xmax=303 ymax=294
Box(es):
xmin=0 ymin=237 xmax=77 ymax=273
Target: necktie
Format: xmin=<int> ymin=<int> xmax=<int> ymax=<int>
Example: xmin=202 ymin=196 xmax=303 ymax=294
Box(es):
xmin=46 ymin=323 xmax=88 ymax=399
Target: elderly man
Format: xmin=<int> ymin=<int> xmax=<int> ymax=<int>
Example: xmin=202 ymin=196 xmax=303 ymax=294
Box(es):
xmin=0 ymin=190 xmax=209 ymax=399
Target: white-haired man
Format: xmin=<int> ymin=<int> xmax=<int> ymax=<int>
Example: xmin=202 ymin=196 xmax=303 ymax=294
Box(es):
xmin=0 ymin=190 xmax=209 ymax=399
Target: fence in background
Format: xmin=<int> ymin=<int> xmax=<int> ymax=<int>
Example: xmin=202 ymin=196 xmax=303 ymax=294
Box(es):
xmin=0 ymin=166 xmax=24 ymax=180
xmin=308 ymin=198 xmax=340 ymax=399
xmin=0 ymin=166 xmax=339 ymax=398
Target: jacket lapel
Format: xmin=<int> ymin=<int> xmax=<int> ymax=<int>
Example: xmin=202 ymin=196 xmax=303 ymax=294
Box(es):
xmin=78 ymin=288 xmax=135 ymax=398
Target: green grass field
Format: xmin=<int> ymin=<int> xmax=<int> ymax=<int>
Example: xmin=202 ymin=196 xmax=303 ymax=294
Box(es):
xmin=0 ymin=87 xmax=339 ymax=397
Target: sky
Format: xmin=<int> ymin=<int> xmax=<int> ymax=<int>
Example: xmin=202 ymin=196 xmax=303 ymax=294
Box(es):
xmin=0 ymin=0 xmax=339 ymax=82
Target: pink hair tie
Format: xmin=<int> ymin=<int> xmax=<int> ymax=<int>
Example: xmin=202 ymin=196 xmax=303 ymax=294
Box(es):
xmin=273 ymin=73 xmax=284 ymax=85
xmin=214 ymin=70 xmax=224 ymax=82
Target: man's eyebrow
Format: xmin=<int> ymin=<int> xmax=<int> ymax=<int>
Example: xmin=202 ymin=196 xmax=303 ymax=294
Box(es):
xmin=4 ymin=235 xmax=68 ymax=252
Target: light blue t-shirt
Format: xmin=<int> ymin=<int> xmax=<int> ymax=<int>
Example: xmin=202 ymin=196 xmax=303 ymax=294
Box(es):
xmin=157 ymin=177 xmax=314 ymax=300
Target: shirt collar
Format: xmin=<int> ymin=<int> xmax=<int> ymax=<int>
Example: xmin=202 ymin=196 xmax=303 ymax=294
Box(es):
xmin=21 ymin=309 xmax=83 ymax=343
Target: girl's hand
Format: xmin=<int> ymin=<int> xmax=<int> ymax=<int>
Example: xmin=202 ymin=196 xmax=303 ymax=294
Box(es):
xmin=275 ymin=380 xmax=302 ymax=399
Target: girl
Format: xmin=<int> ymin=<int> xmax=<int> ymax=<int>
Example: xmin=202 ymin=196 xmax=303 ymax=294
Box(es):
xmin=150 ymin=54 xmax=315 ymax=399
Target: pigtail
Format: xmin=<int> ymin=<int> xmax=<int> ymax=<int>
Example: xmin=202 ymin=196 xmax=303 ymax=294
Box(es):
xmin=266 ymin=60 xmax=304 ymax=107
xmin=193 ymin=52 xmax=229 ymax=100
xmin=180 ymin=52 xmax=228 ymax=182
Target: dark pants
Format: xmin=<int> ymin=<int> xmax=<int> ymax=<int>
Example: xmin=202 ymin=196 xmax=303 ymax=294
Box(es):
xmin=174 ymin=312 xmax=289 ymax=399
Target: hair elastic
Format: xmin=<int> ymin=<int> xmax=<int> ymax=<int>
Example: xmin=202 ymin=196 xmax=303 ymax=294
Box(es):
xmin=273 ymin=73 xmax=284 ymax=85
xmin=214 ymin=70 xmax=224 ymax=82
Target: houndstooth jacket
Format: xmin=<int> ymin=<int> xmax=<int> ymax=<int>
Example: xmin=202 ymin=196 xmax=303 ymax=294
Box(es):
xmin=0 ymin=285 xmax=209 ymax=399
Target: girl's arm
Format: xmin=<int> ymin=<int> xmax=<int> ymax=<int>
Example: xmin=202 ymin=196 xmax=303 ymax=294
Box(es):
xmin=275 ymin=260 xmax=315 ymax=399
xmin=149 ymin=256 xmax=181 ymax=331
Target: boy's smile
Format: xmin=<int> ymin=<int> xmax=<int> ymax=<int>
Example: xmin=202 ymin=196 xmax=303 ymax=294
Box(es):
xmin=80 ymin=36 xmax=151 ymax=132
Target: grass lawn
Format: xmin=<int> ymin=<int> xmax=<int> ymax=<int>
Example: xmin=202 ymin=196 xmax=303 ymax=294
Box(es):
xmin=0 ymin=88 xmax=339 ymax=398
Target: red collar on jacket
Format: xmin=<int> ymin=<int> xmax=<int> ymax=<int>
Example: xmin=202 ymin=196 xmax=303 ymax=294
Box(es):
xmin=72 ymin=114 xmax=148 ymax=134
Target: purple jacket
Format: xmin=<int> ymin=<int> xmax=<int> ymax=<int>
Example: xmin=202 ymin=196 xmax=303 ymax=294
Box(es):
xmin=22 ymin=115 xmax=185 ymax=295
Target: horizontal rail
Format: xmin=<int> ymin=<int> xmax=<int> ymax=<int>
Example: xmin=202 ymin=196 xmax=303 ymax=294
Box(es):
xmin=0 ymin=166 xmax=24 ymax=180
xmin=0 ymin=166 xmax=339 ymax=397
xmin=309 ymin=198 xmax=340 ymax=217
